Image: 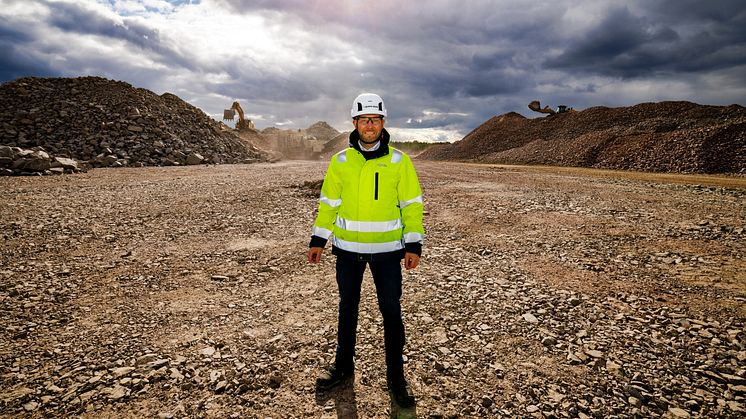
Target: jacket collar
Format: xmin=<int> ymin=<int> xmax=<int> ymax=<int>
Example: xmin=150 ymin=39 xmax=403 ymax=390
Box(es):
xmin=349 ymin=128 xmax=390 ymax=160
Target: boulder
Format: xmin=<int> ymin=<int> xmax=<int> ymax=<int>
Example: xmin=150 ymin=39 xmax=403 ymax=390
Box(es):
xmin=52 ymin=156 xmax=79 ymax=171
xmin=186 ymin=152 xmax=204 ymax=165
xmin=12 ymin=149 xmax=50 ymax=171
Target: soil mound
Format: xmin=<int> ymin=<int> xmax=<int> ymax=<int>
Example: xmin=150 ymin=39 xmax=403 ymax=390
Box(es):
xmin=419 ymin=101 xmax=746 ymax=174
xmin=0 ymin=76 xmax=267 ymax=168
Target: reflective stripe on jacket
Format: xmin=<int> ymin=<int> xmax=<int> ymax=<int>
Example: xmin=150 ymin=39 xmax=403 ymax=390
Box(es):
xmin=312 ymin=145 xmax=424 ymax=256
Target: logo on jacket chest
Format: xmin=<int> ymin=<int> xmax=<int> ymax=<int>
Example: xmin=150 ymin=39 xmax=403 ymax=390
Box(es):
xmin=376 ymin=163 xmax=387 ymax=167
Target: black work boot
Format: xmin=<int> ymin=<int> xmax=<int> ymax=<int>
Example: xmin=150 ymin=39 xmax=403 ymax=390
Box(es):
xmin=316 ymin=363 xmax=353 ymax=391
xmin=388 ymin=376 xmax=415 ymax=409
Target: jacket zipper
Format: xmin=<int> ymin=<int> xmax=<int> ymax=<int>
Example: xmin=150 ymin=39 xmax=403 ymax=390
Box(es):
xmin=374 ymin=172 xmax=379 ymax=200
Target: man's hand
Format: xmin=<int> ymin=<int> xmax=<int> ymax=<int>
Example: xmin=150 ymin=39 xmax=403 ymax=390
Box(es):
xmin=404 ymin=252 xmax=420 ymax=270
xmin=308 ymin=247 xmax=323 ymax=264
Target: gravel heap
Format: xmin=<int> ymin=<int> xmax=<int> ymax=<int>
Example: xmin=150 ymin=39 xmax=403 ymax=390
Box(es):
xmin=0 ymin=76 xmax=267 ymax=171
xmin=419 ymin=101 xmax=746 ymax=174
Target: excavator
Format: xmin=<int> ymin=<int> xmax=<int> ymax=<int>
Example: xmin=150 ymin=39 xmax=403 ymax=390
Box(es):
xmin=223 ymin=101 xmax=255 ymax=130
xmin=528 ymin=100 xmax=574 ymax=116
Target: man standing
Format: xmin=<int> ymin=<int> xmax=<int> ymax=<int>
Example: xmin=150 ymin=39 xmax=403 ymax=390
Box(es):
xmin=307 ymin=93 xmax=424 ymax=408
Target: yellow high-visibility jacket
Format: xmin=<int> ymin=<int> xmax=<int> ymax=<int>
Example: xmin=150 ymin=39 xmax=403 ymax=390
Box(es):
xmin=310 ymin=130 xmax=424 ymax=260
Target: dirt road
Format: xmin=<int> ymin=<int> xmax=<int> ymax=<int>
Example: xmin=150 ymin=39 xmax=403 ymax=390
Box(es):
xmin=1 ymin=161 xmax=744 ymax=418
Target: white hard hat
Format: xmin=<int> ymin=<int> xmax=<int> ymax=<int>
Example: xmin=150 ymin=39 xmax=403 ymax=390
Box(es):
xmin=351 ymin=93 xmax=387 ymax=118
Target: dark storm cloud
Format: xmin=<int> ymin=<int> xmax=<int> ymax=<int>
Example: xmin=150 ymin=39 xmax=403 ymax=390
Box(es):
xmin=44 ymin=1 xmax=199 ymax=72
xmin=48 ymin=2 xmax=163 ymax=50
xmin=0 ymin=17 xmax=57 ymax=81
xmin=0 ymin=17 xmax=32 ymax=43
xmin=650 ymin=0 xmax=746 ymax=24
xmin=394 ymin=64 xmax=525 ymax=100
xmin=0 ymin=43 xmax=57 ymax=82
xmin=206 ymin=71 xmax=321 ymax=104
xmin=461 ymin=51 xmax=529 ymax=97
xmin=462 ymin=72 xmax=524 ymax=97
xmin=546 ymin=3 xmax=746 ymax=78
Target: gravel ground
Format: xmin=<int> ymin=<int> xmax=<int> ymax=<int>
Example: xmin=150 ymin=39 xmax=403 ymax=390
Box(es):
xmin=1 ymin=161 xmax=745 ymax=418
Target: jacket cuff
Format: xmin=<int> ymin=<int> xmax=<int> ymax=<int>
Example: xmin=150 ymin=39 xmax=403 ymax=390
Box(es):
xmin=404 ymin=242 xmax=422 ymax=256
xmin=309 ymin=235 xmax=328 ymax=248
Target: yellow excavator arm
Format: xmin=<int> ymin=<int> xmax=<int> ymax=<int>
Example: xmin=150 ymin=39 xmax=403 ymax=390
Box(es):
xmin=224 ymin=101 xmax=254 ymax=130
xmin=231 ymin=101 xmax=245 ymax=122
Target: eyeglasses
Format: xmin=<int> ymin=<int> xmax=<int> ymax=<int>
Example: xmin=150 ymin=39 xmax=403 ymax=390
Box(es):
xmin=356 ymin=116 xmax=383 ymax=125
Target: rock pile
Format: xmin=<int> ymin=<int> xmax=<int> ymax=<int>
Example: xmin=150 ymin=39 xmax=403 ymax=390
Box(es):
xmin=0 ymin=145 xmax=84 ymax=176
xmin=0 ymin=76 xmax=267 ymax=173
xmin=419 ymin=101 xmax=746 ymax=174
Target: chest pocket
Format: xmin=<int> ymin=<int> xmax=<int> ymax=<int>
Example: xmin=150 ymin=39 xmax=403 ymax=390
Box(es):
xmin=373 ymin=164 xmax=399 ymax=205
xmin=374 ymin=172 xmax=379 ymax=200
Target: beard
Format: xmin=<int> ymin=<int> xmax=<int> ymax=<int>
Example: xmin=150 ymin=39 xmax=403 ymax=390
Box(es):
xmin=359 ymin=128 xmax=381 ymax=143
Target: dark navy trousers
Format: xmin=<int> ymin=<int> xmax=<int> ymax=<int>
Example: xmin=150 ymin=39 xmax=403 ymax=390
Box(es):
xmin=334 ymin=256 xmax=405 ymax=380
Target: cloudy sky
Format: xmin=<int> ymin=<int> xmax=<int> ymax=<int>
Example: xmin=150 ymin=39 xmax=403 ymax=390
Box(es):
xmin=2 ymin=0 xmax=745 ymax=142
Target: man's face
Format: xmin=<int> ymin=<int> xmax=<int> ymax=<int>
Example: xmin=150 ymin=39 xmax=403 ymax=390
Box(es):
xmin=353 ymin=114 xmax=385 ymax=143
